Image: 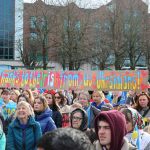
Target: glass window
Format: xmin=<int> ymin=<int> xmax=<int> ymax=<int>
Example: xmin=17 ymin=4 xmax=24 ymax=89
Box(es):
xmin=30 ymin=16 xmax=37 ymax=28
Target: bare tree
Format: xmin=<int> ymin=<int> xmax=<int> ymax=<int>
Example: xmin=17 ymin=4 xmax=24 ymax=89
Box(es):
xmin=56 ymin=1 xmax=92 ymax=70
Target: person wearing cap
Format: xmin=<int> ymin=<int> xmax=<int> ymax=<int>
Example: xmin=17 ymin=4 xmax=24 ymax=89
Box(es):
xmin=94 ymin=110 xmax=133 ymax=150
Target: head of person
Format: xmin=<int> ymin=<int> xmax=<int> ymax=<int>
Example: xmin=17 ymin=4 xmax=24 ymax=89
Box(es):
xmin=136 ymin=92 xmax=150 ymax=110
xmin=45 ymin=93 xmax=59 ymax=111
xmin=94 ymin=110 xmax=127 ymax=150
xmin=23 ymin=89 xmax=34 ymax=106
xmin=33 ymin=96 xmax=49 ymax=113
xmin=1 ymin=89 xmax=11 ymax=103
xmin=92 ymin=91 xmax=105 ymax=104
xmin=77 ymin=91 xmax=90 ymax=109
xmin=17 ymin=94 xmax=29 ymax=104
xmin=16 ymin=101 xmax=34 ymax=121
xmin=121 ymin=108 xmax=144 ymax=133
xmin=32 ymin=89 xmax=39 ymax=98
xmin=37 ymin=128 xmax=94 ymax=150
xmin=70 ymin=108 xmax=88 ymax=131
xmin=54 ymin=92 xmax=65 ymax=106
xmin=10 ymin=89 xmax=20 ymax=102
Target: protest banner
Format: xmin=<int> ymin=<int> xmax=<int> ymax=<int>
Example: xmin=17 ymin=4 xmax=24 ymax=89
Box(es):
xmin=0 ymin=70 xmax=148 ymax=91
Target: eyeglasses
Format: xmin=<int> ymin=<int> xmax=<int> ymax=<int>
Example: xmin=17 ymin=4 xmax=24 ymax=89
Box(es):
xmin=72 ymin=116 xmax=83 ymax=121
xmin=55 ymin=96 xmax=61 ymax=99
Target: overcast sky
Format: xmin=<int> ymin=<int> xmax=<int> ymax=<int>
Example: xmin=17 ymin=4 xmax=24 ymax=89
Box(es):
xmin=23 ymin=0 xmax=149 ymax=11
xmin=23 ymin=0 xmax=111 ymax=8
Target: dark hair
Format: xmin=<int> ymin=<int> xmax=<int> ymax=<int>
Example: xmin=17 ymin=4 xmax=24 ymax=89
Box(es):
xmin=17 ymin=94 xmax=29 ymax=104
xmin=135 ymin=92 xmax=150 ymax=111
xmin=54 ymin=92 xmax=65 ymax=106
xmin=45 ymin=93 xmax=60 ymax=111
xmin=37 ymin=128 xmax=94 ymax=150
xmin=1 ymin=89 xmax=10 ymax=95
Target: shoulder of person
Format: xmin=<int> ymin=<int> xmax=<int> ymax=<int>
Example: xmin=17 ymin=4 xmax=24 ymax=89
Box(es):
xmin=93 ymin=140 xmax=103 ymax=150
xmin=122 ymin=137 xmax=137 ymax=150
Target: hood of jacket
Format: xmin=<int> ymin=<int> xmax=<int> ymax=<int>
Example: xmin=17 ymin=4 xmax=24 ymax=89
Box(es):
xmin=94 ymin=110 xmax=127 ymax=150
xmin=70 ymin=108 xmax=88 ymax=131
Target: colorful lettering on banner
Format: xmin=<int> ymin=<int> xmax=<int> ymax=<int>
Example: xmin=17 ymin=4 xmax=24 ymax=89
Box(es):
xmin=0 ymin=70 xmax=148 ymax=91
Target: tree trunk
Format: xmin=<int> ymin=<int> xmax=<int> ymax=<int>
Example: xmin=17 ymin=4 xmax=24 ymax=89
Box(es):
xmin=42 ymin=47 xmax=47 ymax=70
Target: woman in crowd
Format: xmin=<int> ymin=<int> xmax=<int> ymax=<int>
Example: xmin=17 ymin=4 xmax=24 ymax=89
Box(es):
xmin=45 ymin=92 xmax=62 ymax=128
xmin=34 ymin=96 xmax=56 ymax=134
xmin=54 ymin=91 xmax=70 ymax=113
xmin=23 ymin=89 xmax=34 ymax=106
xmin=91 ymin=91 xmax=107 ymax=110
xmin=7 ymin=101 xmax=42 ymax=150
xmin=135 ymin=92 xmax=150 ymax=126
xmin=17 ymin=94 xmax=29 ymax=104
xmin=10 ymin=89 xmax=20 ymax=103
xmin=70 ymin=108 xmax=88 ymax=131
xmin=121 ymin=107 xmax=150 ymax=150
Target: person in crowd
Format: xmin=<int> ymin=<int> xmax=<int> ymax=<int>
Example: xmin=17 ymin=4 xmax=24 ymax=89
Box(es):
xmin=32 ymin=88 xmax=39 ymax=98
xmin=37 ymin=128 xmax=94 ymax=150
xmin=54 ymin=91 xmax=70 ymax=113
xmin=121 ymin=107 xmax=150 ymax=150
xmin=54 ymin=91 xmax=70 ymax=127
xmin=111 ymin=91 xmax=122 ymax=105
xmin=94 ymin=110 xmax=132 ymax=150
xmin=134 ymin=92 xmax=150 ymax=126
xmin=126 ymin=90 xmax=136 ymax=106
xmin=91 ymin=91 xmax=107 ymax=110
xmin=7 ymin=101 xmax=42 ymax=150
xmin=34 ymin=96 xmax=56 ymax=134
xmin=0 ymin=123 xmax=6 ymax=150
xmin=23 ymin=89 xmax=34 ymax=106
xmin=10 ymin=89 xmax=20 ymax=103
xmin=17 ymin=94 xmax=29 ymax=104
xmin=70 ymin=108 xmax=88 ymax=131
xmin=0 ymin=89 xmax=17 ymax=134
xmin=77 ymin=91 xmax=90 ymax=110
xmin=45 ymin=92 xmax=62 ymax=128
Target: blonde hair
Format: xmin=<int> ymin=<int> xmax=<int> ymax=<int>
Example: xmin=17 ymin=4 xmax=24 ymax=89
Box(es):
xmin=16 ymin=101 xmax=34 ymax=117
xmin=92 ymin=91 xmax=105 ymax=101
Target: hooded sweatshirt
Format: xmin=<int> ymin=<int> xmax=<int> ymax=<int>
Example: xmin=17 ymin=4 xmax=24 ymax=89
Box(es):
xmin=94 ymin=110 xmax=127 ymax=150
xmin=70 ymin=108 xmax=88 ymax=131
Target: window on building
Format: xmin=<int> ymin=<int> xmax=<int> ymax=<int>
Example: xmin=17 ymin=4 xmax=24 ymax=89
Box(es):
xmin=30 ymin=16 xmax=37 ymax=28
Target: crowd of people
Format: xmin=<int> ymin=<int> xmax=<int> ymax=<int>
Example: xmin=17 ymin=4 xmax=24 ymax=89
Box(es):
xmin=0 ymin=88 xmax=150 ymax=150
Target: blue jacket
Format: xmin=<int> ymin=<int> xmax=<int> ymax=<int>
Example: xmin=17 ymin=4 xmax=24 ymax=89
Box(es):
xmin=7 ymin=116 xmax=42 ymax=150
xmin=0 ymin=127 xmax=6 ymax=150
xmin=35 ymin=108 xmax=56 ymax=134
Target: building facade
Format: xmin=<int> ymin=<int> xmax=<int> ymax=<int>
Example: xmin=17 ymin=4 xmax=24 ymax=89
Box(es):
xmin=0 ymin=0 xmax=23 ymax=68
xmin=23 ymin=0 xmax=150 ymax=70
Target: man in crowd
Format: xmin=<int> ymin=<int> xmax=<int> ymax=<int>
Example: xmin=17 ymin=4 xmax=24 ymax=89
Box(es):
xmin=94 ymin=110 xmax=131 ymax=150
